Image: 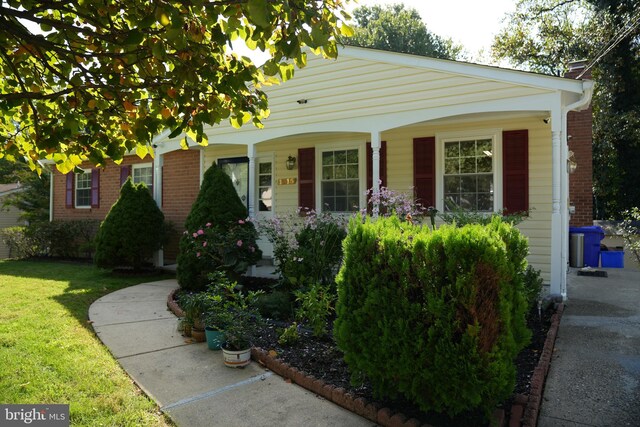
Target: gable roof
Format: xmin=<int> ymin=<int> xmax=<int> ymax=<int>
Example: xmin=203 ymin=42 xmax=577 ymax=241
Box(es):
xmin=0 ymin=183 xmax=21 ymax=197
xmin=155 ymin=45 xmax=590 ymax=148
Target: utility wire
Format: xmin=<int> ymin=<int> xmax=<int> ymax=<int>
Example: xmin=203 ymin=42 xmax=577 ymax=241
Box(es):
xmin=577 ymin=7 xmax=640 ymax=79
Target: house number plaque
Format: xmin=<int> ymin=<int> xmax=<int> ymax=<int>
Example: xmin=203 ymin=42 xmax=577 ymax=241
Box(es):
xmin=277 ymin=178 xmax=297 ymax=185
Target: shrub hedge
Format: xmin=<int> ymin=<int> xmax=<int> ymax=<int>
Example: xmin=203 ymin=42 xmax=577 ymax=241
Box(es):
xmin=0 ymin=220 xmax=99 ymax=259
xmin=333 ymin=215 xmax=531 ymax=417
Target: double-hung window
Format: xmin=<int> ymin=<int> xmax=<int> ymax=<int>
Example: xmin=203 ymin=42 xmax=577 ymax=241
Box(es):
xmin=443 ymin=138 xmax=494 ymax=212
xmin=75 ymin=170 xmax=92 ymax=208
xmin=321 ymin=149 xmax=360 ymax=212
xmin=133 ymin=163 xmax=153 ymax=192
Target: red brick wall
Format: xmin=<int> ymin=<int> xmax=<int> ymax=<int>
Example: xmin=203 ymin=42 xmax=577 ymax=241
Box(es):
xmin=565 ymin=63 xmax=593 ymax=226
xmin=51 ymin=155 xmax=153 ymax=222
xmin=51 ymin=149 xmax=201 ymax=263
xmin=161 ymin=149 xmax=201 ymax=262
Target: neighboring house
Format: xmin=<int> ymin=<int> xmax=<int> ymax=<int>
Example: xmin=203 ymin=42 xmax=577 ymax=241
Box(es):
xmin=50 ymin=46 xmax=593 ymax=298
xmin=0 ymin=183 xmax=25 ymax=258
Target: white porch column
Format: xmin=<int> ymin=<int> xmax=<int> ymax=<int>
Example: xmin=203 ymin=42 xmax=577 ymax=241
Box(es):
xmin=247 ymin=144 xmax=256 ymax=219
xmin=153 ymin=154 xmax=164 ymax=267
xmin=550 ymin=109 xmax=564 ymax=297
xmin=370 ymin=131 xmax=381 ymax=216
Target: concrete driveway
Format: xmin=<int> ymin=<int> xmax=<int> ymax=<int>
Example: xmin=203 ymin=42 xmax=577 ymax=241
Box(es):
xmin=538 ymin=267 xmax=640 ymax=426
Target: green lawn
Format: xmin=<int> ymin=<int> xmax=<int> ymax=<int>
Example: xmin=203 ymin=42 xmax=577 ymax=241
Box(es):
xmin=0 ymin=259 xmax=173 ymax=426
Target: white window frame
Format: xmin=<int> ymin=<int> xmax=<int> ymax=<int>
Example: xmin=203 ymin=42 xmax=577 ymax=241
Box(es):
xmin=256 ymin=154 xmax=275 ymax=215
xmin=315 ymin=141 xmax=366 ymax=214
xmin=435 ymin=129 xmax=503 ymax=213
xmin=75 ymin=169 xmax=92 ymax=209
xmin=132 ymin=162 xmax=153 ymax=191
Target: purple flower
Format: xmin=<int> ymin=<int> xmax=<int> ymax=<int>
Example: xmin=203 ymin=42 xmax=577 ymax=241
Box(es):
xmin=236 ymin=240 xmax=243 ymax=247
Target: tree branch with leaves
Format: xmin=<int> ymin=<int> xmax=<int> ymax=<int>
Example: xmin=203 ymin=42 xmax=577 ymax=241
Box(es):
xmin=0 ymin=0 xmax=353 ymax=173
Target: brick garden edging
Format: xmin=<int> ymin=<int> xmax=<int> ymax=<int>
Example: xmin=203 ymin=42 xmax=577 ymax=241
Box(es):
xmin=167 ymin=288 xmax=184 ymax=317
xmin=167 ymin=289 xmax=564 ymax=427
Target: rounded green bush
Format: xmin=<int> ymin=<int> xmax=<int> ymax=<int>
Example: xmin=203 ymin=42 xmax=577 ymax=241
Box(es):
xmin=177 ymin=162 xmax=261 ymax=292
xmin=333 ymin=215 xmax=531 ymax=417
xmin=94 ymin=179 xmax=166 ymax=271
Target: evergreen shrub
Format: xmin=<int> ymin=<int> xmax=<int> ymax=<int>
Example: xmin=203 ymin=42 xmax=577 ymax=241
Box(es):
xmin=177 ymin=163 xmax=261 ymax=292
xmin=333 ymin=215 xmax=531 ymax=417
xmin=94 ymin=179 xmax=166 ymax=271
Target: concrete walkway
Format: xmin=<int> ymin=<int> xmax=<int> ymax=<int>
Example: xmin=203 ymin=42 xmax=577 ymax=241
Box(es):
xmin=89 ymin=279 xmax=372 ymax=427
xmin=538 ymin=268 xmax=640 ymax=426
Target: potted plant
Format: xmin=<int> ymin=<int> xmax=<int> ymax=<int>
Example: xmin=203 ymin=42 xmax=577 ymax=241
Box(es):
xmin=178 ymin=292 xmax=208 ymax=342
xmin=202 ymin=294 xmax=232 ymax=351
xmin=221 ymin=307 xmax=261 ymax=368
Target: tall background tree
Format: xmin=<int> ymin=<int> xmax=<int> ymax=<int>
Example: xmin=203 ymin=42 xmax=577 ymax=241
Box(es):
xmin=345 ymin=4 xmax=461 ymax=60
xmin=0 ymin=1 xmax=352 ymax=173
xmin=492 ymin=0 xmax=640 ymax=219
xmin=0 ymin=158 xmax=49 ymax=223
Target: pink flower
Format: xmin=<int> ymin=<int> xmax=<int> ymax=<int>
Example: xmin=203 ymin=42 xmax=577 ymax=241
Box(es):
xmin=192 ymin=232 xmax=198 ymax=238
xmin=236 ymin=240 xmax=243 ymax=247
xmin=238 ymin=219 xmax=245 ymax=224
xmin=197 ymin=229 xmax=204 ymax=235
xmin=202 ymin=241 xmax=207 ymax=247
xmin=196 ymin=252 xmax=201 ymax=257
xmin=206 ymin=222 xmax=212 ymax=227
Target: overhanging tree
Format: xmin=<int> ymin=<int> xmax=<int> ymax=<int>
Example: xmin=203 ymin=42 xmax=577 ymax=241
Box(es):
xmin=492 ymin=0 xmax=640 ymax=218
xmin=345 ymin=4 xmax=461 ymax=60
xmin=0 ymin=1 xmax=352 ymax=173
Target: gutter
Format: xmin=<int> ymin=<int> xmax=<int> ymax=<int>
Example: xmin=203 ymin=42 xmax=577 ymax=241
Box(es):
xmin=563 ymin=80 xmax=594 ymax=114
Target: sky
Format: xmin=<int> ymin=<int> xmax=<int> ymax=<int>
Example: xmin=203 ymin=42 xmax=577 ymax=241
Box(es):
xmin=233 ymin=0 xmax=517 ymax=64
xmin=349 ymin=0 xmax=517 ymax=59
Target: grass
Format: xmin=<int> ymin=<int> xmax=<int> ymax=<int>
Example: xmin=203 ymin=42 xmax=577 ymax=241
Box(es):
xmin=0 ymin=259 xmax=174 ymax=426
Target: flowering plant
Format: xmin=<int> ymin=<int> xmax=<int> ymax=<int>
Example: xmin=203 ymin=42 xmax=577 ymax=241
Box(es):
xmin=363 ymin=186 xmax=427 ymax=220
xmin=183 ymin=219 xmax=262 ymax=280
xmin=258 ymin=208 xmax=347 ymax=289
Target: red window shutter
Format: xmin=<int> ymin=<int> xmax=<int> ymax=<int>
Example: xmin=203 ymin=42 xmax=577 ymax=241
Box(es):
xmin=91 ymin=168 xmax=100 ymax=208
xmin=65 ymin=173 xmax=74 ymax=208
xmin=413 ymin=137 xmax=436 ymax=208
xmin=502 ymin=130 xmax=529 ymax=214
xmin=366 ymin=141 xmax=387 ymax=190
xmin=120 ymin=165 xmax=131 ymax=187
xmin=298 ymin=148 xmax=315 ymax=211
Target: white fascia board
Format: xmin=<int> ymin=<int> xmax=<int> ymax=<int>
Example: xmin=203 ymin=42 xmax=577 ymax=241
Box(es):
xmin=340 ymin=46 xmax=587 ymax=95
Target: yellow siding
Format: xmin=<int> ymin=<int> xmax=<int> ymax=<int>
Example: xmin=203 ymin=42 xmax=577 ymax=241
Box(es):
xmin=203 ymin=115 xmax=553 ymax=281
xmin=202 ymin=55 xmax=553 ymax=139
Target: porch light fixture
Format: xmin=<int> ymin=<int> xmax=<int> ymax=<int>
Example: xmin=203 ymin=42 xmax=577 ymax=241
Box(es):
xmin=567 ymin=150 xmax=578 ymax=174
xmin=285 ymin=155 xmax=297 ymax=170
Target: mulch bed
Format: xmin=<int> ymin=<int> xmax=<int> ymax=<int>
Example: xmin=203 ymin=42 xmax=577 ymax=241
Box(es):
xmin=250 ymin=305 xmax=553 ymax=427
xmin=167 ymin=283 xmax=558 ymax=427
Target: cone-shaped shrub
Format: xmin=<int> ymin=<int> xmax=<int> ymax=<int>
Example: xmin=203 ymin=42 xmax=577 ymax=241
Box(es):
xmin=333 ymin=215 xmax=530 ymax=417
xmin=94 ymin=179 xmax=166 ymax=271
xmin=177 ymin=162 xmax=261 ymax=292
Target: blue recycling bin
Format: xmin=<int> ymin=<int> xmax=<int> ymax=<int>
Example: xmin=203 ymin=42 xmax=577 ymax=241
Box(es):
xmin=569 ymin=226 xmax=605 ymax=267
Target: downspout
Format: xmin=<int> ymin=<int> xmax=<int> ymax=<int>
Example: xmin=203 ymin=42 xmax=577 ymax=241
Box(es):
xmin=49 ymin=167 xmax=54 ymax=223
xmin=559 ymin=80 xmax=594 ymax=299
